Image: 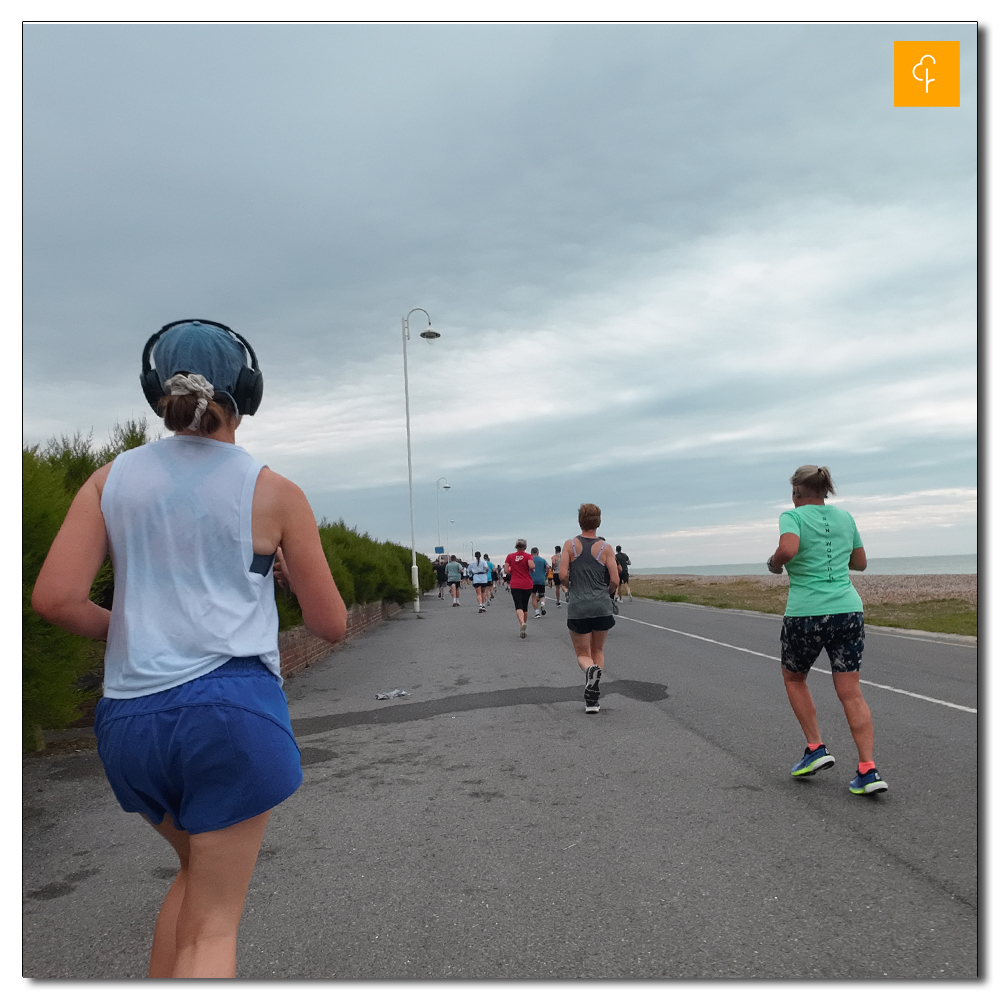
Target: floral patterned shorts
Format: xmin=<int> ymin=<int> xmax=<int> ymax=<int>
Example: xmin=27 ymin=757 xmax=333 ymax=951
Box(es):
xmin=780 ymin=612 xmax=865 ymax=674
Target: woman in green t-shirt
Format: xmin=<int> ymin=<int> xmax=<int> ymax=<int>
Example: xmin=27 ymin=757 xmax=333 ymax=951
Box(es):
xmin=767 ymin=465 xmax=888 ymax=796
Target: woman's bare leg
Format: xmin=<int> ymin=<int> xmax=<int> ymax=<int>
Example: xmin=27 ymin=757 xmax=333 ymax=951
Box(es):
xmin=148 ymin=814 xmax=190 ymax=978
xmin=589 ymin=630 xmax=608 ymax=669
xmin=150 ymin=810 xmax=270 ymax=978
xmin=570 ymin=630 xmax=593 ymax=671
xmin=832 ymin=671 xmax=875 ymax=762
xmin=570 ymin=630 xmax=608 ymax=671
xmin=781 ymin=667 xmax=822 ymax=745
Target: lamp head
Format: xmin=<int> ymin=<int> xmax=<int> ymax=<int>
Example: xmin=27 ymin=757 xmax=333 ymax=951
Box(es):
xmin=443 ymin=483 xmax=451 ymax=489
xmin=419 ymin=327 xmax=440 ymax=341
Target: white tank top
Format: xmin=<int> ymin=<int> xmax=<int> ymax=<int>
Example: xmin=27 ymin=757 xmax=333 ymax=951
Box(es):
xmin=101 ymin=436 xmax=280 ymax=698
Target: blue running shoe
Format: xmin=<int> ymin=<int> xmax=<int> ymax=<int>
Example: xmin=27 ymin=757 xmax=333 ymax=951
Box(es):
xmin=791 ymin=745 xmax=835 ymax=777
xmin=849 ymin=768 xmax=888 ymax=795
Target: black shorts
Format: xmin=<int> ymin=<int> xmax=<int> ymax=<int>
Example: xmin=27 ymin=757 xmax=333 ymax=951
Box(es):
xmin=473 ymin=579 xmax=490 ymax=589
xmin=448 ymin=579 xmax=462 ymax=589
xmin=511 ymin=588 xmax=533 ymax=612
xmin=618 ymin=571 xmax=629 ymax=584
xmin=552 ymin=574 xmax=561 ymax=586
xmin=533 ymin=583 xmax=547 ymax=595
xmin=781 ymin=612 xmax=865 ymax=674
xmin=567 ymin=615 xmax=616 ymax=635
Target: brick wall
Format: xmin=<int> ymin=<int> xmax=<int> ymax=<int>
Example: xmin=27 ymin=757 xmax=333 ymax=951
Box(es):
xmin=278 ymin=599 xmax=402 ymax=679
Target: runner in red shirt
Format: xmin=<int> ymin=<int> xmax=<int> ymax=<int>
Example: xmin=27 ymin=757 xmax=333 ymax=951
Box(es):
xmin=504 ymin=539 xmax=536 ymax=640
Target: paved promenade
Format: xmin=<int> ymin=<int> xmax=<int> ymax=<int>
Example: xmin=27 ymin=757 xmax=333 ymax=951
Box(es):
xmin=23 ymin=590 xmax=978 ymax=978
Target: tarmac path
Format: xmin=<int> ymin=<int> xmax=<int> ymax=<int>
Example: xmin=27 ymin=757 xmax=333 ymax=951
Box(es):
xmin=22 ymin=589 xmax=978 ymax=979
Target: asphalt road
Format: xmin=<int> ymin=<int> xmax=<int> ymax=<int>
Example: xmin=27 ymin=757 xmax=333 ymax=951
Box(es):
xmin=22 ymin=589 xmax=978 ymax=979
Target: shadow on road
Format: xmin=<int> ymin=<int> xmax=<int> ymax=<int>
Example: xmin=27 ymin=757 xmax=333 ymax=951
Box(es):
xmin=292 ymin=678 xmax=669 ymax=737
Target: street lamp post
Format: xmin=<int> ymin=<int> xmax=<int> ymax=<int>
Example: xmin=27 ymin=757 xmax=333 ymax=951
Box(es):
xmin=402 ymin=308 xmax=440 ymax=613
xmin=436 ymin=477 xmax=450 ymax=552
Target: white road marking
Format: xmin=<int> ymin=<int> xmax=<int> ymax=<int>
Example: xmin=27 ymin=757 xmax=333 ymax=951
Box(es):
xmin=631 ymin=598 xmax=975 ymax=648
xmin=616 ymin=614 xmax=978 ymax=715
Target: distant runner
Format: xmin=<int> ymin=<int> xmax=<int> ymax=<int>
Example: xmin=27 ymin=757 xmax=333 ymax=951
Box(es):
xmin=550 ymin=545 xmax=565 ymax=606
xmin=445 ymin=555 xmax=463 ymax=606
xmin=561 ymin=505 xmax=619 ymax=713
xmin=529 ymin=547 xmax=549 ymax=618
xmin=504 ymin=540 xmax=536 ymax=639
xmin=484 ymin=554 xmax=496 ymax=603
xmin=468 ymin=551 xmax=492 ymax=613
xmin=494 ymin=558 xmax=501 ymax=598
xmin=767 ymin=464 xmax=887 ymax=796
xmin=615 ymin=545 xmax=632 ymax=603
xmin=435 ymin=559 xmax=448 ymax=600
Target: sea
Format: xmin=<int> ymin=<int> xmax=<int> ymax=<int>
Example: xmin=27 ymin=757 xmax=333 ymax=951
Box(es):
xmin=633 ymin=554 xmax=977 ymax=576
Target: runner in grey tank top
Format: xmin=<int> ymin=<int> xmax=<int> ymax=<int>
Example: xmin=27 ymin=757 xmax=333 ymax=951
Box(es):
xmin=566 ymin=535 xmax=615 ymax=619
xmin=561 ymin=503 xmax=620 ymax=714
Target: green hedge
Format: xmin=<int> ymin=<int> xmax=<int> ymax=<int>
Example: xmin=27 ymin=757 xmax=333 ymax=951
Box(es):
xmin=275 ymin=521 xmax=435 ymax=628
xmin=23 ymin=421 xmax=155 ymax=749
xmin=23 ymin=423 xmax=436 ymax=747
xmin=22 ymin=451 xmax=104 ymax=749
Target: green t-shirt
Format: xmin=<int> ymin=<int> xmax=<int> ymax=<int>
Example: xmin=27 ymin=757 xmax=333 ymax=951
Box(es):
xmin=778 ymin=504 xmax=864 ymax=617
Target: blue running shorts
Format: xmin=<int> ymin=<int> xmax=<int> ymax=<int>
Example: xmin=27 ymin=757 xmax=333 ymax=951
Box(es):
xmin=780 ymin=612 xmax=865 ymax=674
xmin=94 ymin=657 xmax=303 ymax=834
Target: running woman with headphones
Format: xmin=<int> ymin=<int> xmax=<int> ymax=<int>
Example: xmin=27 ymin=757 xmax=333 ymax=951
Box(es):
xmin=32 ymin=320 xmax=348 ymax=977
xmin=767 ymin=465 xmax=887 ymax=795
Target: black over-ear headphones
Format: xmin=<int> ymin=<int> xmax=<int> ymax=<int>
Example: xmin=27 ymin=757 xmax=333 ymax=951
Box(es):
xmin=140 ymin=319 xmax=264 ymax=416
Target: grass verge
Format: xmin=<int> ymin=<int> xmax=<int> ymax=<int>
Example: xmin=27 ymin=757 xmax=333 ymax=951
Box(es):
xmin=629 ymin=578 xmax=976 ymax=636
xmin=862 ymin=600 xmax=977 ymax=636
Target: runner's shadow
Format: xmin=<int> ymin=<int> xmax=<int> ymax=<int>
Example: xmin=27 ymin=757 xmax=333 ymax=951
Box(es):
xmin=292 ymin=679 xmax=668 ymax=737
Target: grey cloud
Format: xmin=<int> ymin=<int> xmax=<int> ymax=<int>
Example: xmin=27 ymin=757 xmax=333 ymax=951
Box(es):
xmin=23 ymin=23 xmax=977 ymax=563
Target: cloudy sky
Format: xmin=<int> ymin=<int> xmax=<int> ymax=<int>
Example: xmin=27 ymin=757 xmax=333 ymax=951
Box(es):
xmin=22 ymin=21 xmax=977 ymax=567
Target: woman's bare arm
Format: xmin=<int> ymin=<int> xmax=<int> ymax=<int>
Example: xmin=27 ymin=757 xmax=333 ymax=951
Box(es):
xmin=601 ymin=544 xmax=620 ymax=591
xmin=767 ymin=532 xmax=800 ymax=573
xmin=848 ymin=546 xmax=867 ymax=571
xmin=561 ymin=538 xmax=575 ymax=590
xmin=253 ymin=469 xmax=347 ymax=644
xmin=31 ymin=466 xmax=113 ymax=639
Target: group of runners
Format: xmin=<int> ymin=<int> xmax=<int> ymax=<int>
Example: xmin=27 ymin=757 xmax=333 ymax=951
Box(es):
xmin=28 ymin=316 xmax=889 ymax=978
xmin=430 ymin=513 xmax=637 ymax=717
xmin=429 ymin=479 xmax=886 ymax=798
xmin=434 ymin=541 xmax=633 ymax=616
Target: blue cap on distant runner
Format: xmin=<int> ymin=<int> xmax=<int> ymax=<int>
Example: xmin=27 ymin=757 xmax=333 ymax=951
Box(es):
xmin=153 ymin=321 xmax=247 ymax=412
